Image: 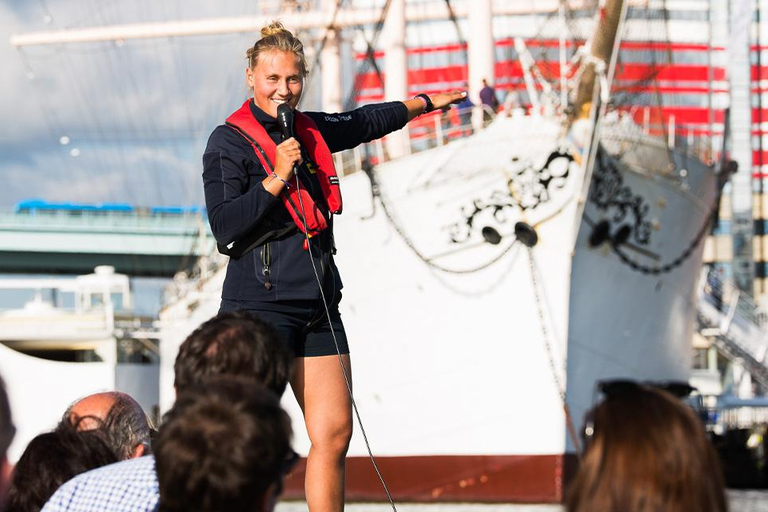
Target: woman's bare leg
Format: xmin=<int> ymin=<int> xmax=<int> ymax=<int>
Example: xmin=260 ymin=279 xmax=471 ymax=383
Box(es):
xmin=290 ymin=354 xmax=353 ymax=512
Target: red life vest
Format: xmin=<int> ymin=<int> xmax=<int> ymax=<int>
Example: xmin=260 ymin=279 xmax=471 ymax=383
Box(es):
xmin=225 ymin=100 xmax=343 ymax=238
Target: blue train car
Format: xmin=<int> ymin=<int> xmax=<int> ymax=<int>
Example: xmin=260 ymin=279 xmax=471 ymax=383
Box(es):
xmin=15 ymin=199 xmax=134 ymax=213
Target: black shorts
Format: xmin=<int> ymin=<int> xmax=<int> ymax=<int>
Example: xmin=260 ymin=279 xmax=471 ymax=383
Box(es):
xmin=219 ymin=295 xmax=349 ymax=358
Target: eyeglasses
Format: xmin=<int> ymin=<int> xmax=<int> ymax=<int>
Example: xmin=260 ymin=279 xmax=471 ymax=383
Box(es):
xmin=275 ymin=449 xmax=301 ymax=498
xmin=282 ymin=448 xmax=300 ymax=476
xmin=581 ymin=379 xmax=698 ymax=453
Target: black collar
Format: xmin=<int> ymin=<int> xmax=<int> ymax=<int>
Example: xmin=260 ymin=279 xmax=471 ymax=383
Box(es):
xmin=249 ymin=100 xmax=282 ymax=140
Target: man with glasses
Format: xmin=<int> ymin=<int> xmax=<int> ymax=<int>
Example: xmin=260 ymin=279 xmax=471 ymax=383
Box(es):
xmin=43 ymin=312 xmax=294 ymax=512
xmin=61 ymin=391 xmax=153 ymax=461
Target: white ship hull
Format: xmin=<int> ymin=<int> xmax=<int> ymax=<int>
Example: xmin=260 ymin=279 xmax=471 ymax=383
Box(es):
xmin=158 ymin=112 xmax=717 ymax=501
xmin=567 ymin=131 xmax=716 ymax=444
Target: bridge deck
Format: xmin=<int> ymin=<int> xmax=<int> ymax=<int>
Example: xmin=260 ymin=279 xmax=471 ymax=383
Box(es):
xmin=0 ymin=211 xmax=216 ymax=277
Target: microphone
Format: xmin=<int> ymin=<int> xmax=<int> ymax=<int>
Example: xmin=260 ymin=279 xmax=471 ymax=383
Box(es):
xmin=277 ymin=103 xmax=294 ymax=141
xmin=277 ymin=103 xmax=302 ymax=181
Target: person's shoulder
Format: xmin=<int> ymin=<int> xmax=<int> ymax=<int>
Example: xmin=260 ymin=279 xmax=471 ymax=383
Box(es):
xmin=63 ymin=456 xmax=156 ymax=488
xmin=42 ymin=456 xmax=158 ymax=511
xmin=207 ymin=124 xmax=247 ymax=148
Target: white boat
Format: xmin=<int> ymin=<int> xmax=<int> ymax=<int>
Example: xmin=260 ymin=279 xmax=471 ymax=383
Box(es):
xmin=157 ymin=0 xmax=723 ymax=502
xmin=0 ymin=266 xmax=160 ymax=461
xmin=4 ymin=0 xmax=741 ymax=502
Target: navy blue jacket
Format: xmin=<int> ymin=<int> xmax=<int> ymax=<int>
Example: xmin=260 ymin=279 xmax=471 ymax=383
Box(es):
xmin=203 ymin=100 xmax=408 ymax=302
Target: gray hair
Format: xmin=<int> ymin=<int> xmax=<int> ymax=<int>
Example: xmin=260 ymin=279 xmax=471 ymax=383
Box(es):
xmin=62 ymin=392 xmax=154 ymax=460
xmin=102 ymin=393 xmax=154 ymax=460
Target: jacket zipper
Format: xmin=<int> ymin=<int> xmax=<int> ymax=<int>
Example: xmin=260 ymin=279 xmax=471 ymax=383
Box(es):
xmin=261 ymin=242 xmax=273 ymax=290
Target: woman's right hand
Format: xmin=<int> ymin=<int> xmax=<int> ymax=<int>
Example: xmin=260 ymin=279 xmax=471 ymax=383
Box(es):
xmin=274 ymin=137 xmax=303 ymax=180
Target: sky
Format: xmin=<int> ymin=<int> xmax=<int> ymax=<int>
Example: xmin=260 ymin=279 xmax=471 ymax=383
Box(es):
xmin=0 ymin=0 xmax=341 ymax=208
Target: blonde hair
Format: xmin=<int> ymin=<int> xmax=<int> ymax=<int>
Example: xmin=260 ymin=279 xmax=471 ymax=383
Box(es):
xmin=246 ymin=21 xmax=308 ymax=77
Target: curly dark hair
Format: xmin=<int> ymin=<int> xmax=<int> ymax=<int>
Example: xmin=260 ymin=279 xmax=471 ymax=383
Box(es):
xmin=5 ymin=425 xmax=117 ymax=512
xmin=155 ymin=377 xmax=293 ymax=512
xmin=174 ymin=312 xmax=292 ymax=395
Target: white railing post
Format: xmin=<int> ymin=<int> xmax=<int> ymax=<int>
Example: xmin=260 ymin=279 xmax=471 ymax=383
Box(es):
xmin=720 ymin=288 xmax=740 ymax=334
xmin=643 ymin=107 xmax=650 ymax=135
xmin=668 ymin=114 xmax=675 ymax=148
xmin=375 ymin=139 xmax=385 ymax=164
xmin=353 ymin=146 xmax=363 ymax=174
xmin=435 ymin=114 xmax=445 ymax=147
xmin=334 ymin=153 xmax=344 ymax=177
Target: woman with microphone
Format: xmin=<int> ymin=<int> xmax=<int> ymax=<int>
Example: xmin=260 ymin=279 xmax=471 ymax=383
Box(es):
xmin=202 ymin=21 xmax=465 ymax=512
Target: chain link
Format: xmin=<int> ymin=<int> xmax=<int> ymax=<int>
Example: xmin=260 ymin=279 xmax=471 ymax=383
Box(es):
xmin=526 ymin=247 xmax=583 ymax=456
xmin=374 ymin=190 xmax=519 ymax=274
xmin=609 ymin=202 xmax=717 ymax=275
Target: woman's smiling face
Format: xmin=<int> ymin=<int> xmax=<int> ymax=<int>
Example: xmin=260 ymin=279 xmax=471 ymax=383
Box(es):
xmin=246 ymin=50 xmax=304 ymax=118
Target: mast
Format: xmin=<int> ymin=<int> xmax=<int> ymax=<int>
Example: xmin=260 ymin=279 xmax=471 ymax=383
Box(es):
xmin=571 ymin=0 xmax=626 ymax=121
xmin=728 ymin=0 xmax=755 ymax=293
xmin=383 ymin=0 xmax=409 ymax=159
xmin=756 ymin=0 xmax=765 ymax=295
xmin=468 ymin=0 xmax=495 ymax=108
xmin=569 ymin=0 xmax=628 ymax=238
xmin=320 ymin=0 xmax=343 ymax=113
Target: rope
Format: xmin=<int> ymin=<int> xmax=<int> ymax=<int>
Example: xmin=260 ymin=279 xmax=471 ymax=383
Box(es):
xmin=343 ymin=0 xmax=394 ymax=110
xmin=374 ymin=189 xmax=519 ymax=274
xmin=526 ymin=247 xmax=582 ymax=457
xmin=295 ymin=175 xmax=398 ymax=512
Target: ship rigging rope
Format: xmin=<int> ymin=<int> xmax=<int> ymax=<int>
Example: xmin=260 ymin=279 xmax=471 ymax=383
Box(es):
xmin=296 ymin=175 xmax=398 ymax=512
xmin=526 ymin=247 xmax=583 ymax=457
xmin=442 ymin=0 xmax=466 ymax=56
xmin=308 ymin=0 xmax=344 ymax=77
xmin=343 ymin=0 xmax=393 ymax=110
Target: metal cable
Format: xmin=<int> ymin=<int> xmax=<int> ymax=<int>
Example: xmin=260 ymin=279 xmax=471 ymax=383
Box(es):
xmin=308 ymin=0 xmax=345 ymax=77
xmin=343 ymin=0 xmax=394 ymax=110
xmin=294 ymin=172 xmax=398 ymax=511
xmin=375 ymin=189 xmax=519 ymax=274
xmin=526 ymin=246 xmax=582 ymax=456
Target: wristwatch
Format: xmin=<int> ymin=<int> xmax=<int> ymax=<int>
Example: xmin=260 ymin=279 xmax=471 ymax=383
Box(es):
xmin=414 ymin=93 xmax=434 ymax=114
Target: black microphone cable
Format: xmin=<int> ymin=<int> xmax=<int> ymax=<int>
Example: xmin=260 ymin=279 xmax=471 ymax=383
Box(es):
xmin=276 ymin=104 xmax=398 ymax=511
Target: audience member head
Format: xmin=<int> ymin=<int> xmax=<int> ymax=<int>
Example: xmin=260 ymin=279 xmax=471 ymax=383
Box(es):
xmin=154 ymin=377 xmax=294 ymax=512
xmin=174 ymin=312 xmax=292 ymax=395
xmin=5 ymin=425 xmax=117 ymax=512
xmin=0 ymin=375 xmax=15 ymax=508
xmin=62 ymin=391 xmax=153 ymax=459
xmin=566 ymin=382 xmax=727 ymax=512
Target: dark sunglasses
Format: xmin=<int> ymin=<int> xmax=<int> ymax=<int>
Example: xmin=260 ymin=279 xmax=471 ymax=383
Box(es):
xmin=275 ymin=449 xmax=301 ymax=498
xmin=282 ymin=448 xmax=300 ymax=476
xmin=581 ymin=379 xmax=698 ymax=453
xmin=597 ymin=379 xmax=696 ymax=399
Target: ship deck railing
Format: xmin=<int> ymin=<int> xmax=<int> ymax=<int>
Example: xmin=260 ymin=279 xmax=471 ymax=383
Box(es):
xmin=331 ymin=104 xmax=497 ymax=177
xmin=607 ymin=107 xmax=722 ymax=165
xmin=697 ymin=267 xmax=768 ymax=385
